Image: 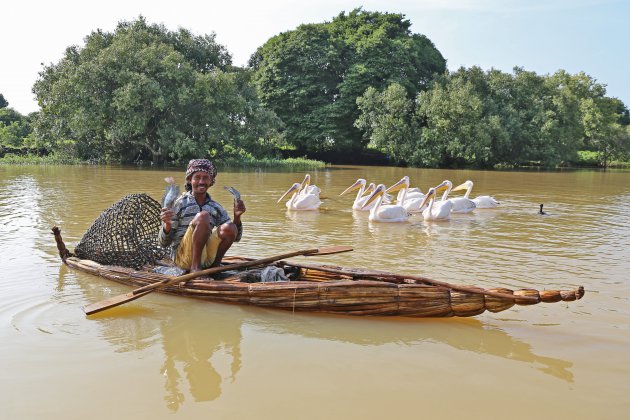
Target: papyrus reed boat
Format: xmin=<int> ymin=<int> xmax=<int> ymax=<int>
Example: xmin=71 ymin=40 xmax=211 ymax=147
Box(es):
xmin=53 ymin=227 xmax=585 ymax=318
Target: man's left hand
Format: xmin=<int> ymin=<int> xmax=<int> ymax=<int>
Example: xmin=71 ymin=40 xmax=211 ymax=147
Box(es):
xmin=234 ymin=199 xmax=246 ymax=219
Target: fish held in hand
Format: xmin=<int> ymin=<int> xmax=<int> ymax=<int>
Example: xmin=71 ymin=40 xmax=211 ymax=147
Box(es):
xmin=224 ymin=186 xmax=241 ymax=202
xmin=162 ymin=177 xmax=180 ymax=209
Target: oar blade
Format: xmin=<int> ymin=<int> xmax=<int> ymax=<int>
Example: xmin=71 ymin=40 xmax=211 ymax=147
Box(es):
xmin=83 ymin=289 xmax=153 ymax=315
xmin=312 ymin=245 xmax=353 ymax=255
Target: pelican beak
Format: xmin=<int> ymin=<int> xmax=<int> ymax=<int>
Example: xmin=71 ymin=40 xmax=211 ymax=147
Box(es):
xmin=434 ymin=181 xmax=449 ymax=192
xmin=418 ymin=189 xmax=435 ymax=209
xmin=339 ymin=179 xmax=364 ymax=196
xmin=385 ymin=177 xmax=409 ymax=193
xmin=451 ymin=182 xmax=467 ymax=192
xmin=363 ymin=183 xmax=376 ymax=196
xmin=361 ymin=185 xmax=385 ymax=210
xmin=277 ymin=183 xmax=301 ymax=203
xmin=300 ymin=174 xmax=311 ymax=191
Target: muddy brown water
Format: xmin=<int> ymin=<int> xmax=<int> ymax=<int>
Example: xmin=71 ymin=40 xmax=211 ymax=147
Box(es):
xmin=1 ymin=164 xmax=628 ymax=419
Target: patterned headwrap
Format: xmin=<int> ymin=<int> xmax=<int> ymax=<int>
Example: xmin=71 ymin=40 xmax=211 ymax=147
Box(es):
xmin=185 ymin=159 xmax=217 ymax=180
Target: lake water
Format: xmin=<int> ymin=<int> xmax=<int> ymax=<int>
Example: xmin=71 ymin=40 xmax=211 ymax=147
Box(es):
xmin=1 ymin=164 xmax=629 ymax=419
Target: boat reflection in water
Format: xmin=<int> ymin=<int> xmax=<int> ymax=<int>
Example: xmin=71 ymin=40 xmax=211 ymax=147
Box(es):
xmin=80 ymin=291 xmax=574 ymax=412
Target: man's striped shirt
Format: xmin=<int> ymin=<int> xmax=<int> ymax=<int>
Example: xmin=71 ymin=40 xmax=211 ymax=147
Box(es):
xmin=158 ymin=191 xmax=242 ymax=259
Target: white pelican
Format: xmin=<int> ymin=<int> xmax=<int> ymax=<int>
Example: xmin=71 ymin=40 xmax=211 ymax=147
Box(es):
xmin=277 ymin=182 xmax=321 ymax=210
xmin=385 ymin=176 xmax=426 ymax=213
xmin=406 ymin=177 xmax=425 ymax=199
xmin=361 ymin=184 xmax=409 ymax=223
xmin=451 ymin=180 xmax=500 ymax=208
xmin=299 ymin=174 xmax=321 ymax=198
xmin=419 ymin=187 xmax=453 ymax=221
xmin=437 ymin=180 xmax=476 ymax=214
xmin=394 ymin=176 xmax=424 ymax=199
xmin=339 ymin=178 xmax=377 ymax=211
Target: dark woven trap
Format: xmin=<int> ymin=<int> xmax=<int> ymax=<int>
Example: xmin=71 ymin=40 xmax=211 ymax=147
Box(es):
xmin=75 ymin=193 xmax=166 ymax=269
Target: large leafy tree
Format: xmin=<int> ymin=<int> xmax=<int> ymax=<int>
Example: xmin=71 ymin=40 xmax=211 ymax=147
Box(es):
xmin=358 ymin=66 xmax=628 ymax=168
xmin=416 ymin=73 xmax=490 ymax=167
xmin=250 ymin=8 xmax=446 ymax=154
xmin=580 ymin=96 xmax=630 ymax=167
xmin=355 ymin=83 xmax=415 ymax=165
xmin=33 ymin=17 xmax=279 ymax=163
xmin=413 ymin=67 xmax=590 ymax=167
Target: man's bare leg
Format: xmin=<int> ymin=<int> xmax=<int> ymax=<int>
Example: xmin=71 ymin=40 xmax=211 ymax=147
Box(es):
xmin=210 ymin=222 xmax=238 ymax=267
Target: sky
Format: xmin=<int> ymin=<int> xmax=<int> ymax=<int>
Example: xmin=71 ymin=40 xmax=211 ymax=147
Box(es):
xmin=2 ymin=0 xmax=628 ymax=115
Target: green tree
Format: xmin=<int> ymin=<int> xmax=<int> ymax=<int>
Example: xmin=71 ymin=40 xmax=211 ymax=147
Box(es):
xmin=32 ymin=17 xmax=279 ymax=163
xmin=355 ymin=83 xmax=415 ymax=165
xmin=543 ymin=71 xmax=629 ymax=168
xmin=0 ymin=93 xmax=8 ymax=108
xmin=501 ymin=68 xmax=548 ymax=165
xmin=581 ymin=96 xmax=630 ymax=167
xmin=534 ymin=70 xmax=588 ymax=166
xmin=0 ymin=108 xmax=32 ymax=147
xmin=357 ymin=64 xmax=629 ymax=168
xmin=615 ymin=100 xmax=630 ymax=126
xmin=416 ymin=72 xmax=492 ymax=167
xmin=251 ymin=8 xmax=445 ymax=155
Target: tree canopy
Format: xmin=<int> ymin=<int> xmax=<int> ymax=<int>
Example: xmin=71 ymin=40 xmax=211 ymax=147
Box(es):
xmin=357 ymin=66 xmax=630 ymax=168
xmin=0 ymin=93 xmax=34 ymax=149
xmin=6 ymin=12 xmax=628 ymax=168
xmin=32 ymin=17 xmax=281 ymax=163
xmin=0 ymin=108 xmax=33 ymax=147
xmin=250 ymin=8 xmax=446 ymax=154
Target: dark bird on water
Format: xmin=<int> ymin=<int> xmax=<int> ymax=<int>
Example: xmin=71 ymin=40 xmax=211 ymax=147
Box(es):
xmin=538 ymin=204 xmax=547 ymax=215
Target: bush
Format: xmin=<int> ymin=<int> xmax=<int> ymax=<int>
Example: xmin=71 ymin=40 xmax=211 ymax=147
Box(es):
xmin=0 ymin=153 xmax=83 ymax=165
xmin=574 ymin=150 xmax=600 ymax=167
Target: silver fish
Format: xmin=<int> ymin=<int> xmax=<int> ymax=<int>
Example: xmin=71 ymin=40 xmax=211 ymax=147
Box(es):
xmin=162 ymin=176 xmax=180 ymax=208
xmin=224 ymin=186 xmax=241 ymax=201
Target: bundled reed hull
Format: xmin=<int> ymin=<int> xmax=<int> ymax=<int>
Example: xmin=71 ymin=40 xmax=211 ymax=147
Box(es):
xmin=62 ymin=256 xmax=585 ymax=318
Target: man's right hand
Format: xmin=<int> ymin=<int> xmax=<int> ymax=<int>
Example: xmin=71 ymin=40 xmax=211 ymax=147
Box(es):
xmin=160 ymin=207 xmax=175 ymax=233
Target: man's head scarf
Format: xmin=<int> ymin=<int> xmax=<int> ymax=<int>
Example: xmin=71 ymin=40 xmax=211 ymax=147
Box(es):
xmin=185 ymin=159 xmax=217 ymax=180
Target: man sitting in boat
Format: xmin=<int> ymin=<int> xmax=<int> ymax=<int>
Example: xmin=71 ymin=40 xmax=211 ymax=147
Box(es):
xmin=158 ymin=159 xmax=246 ymax=272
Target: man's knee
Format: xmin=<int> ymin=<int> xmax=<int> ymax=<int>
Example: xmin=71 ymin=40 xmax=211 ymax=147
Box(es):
xmin=192 ymin=211 xmax=211 ymax=226
xmin=217 ymin=222 xmax=238 ymax=241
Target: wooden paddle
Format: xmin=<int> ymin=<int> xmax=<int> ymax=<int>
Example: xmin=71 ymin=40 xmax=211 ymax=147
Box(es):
xmin=83 ymin=245 xmax=353 ymax=315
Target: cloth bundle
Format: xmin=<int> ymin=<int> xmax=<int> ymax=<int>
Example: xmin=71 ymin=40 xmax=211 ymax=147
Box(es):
xmin=260 ymin=266 xmax=289 ymax=282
